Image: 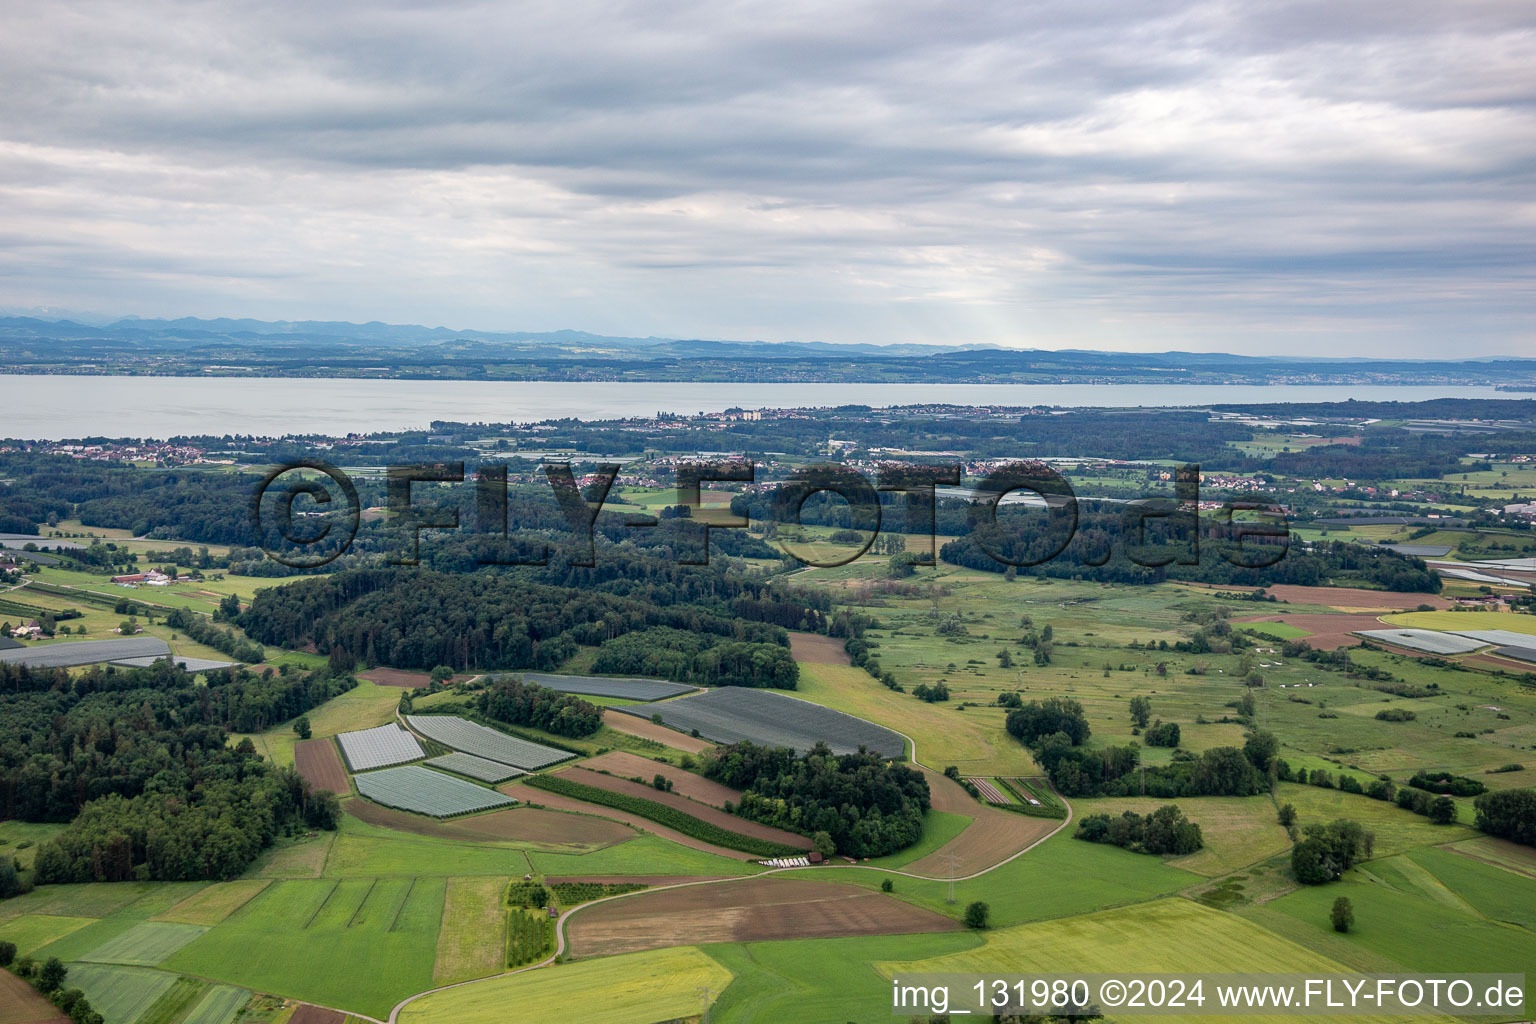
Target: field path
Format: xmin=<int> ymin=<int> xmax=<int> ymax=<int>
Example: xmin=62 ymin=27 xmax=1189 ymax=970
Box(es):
xmin=385 ymin=722 xmax=1074 ymax=1024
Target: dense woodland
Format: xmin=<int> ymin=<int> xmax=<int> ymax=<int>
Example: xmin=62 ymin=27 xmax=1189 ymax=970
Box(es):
xmin=238 ymin=563 xmax=810 ymax=678
xmin=476 ymin=677 xmax=603 ymax=737
xmin=702 ymin=740 xmax=930 ymax=856
xmin=0 ymin=660 xmax=347 ymax=884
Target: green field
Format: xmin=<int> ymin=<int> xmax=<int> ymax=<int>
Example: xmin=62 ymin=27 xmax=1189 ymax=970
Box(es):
xmin=179 ymin=984 xmax=253 ymax=1024
xmin=706 ymin=932 xmax=983 ymax=1023
xmin=528 ymin=835 xmax=761 ymax=877
xmin=1275 ymin=783 xmax=1477 ymax=857
xmin=1070 ymin=795 xmax=1291 ymax=877
xmin=397 ymin=946 xmax=734 ymax=1024
xmin=1380 ymin=610 xmax=1536 ymax=635
xmin=884 ymin=898 xmax=1455 ymax=1024
xmin=79 ymin=920 xmax=208 ymax=966
xmin=66 ymin=964 xmax=181 ymax=1024
xmin=230 ymin=681 xmax=403 ymax=767
xmin=783 ymin=826 xmax=1199 ymax=927
xmin=0 ymin=914 xmax=95 ymax=956
xmin=860 ymin=810 xmax=972 ymax=869
xmin=165 ymin=878 xmax=446 ymax=1018
xmin=1264 ymin=872 xmax=1536 ymax=976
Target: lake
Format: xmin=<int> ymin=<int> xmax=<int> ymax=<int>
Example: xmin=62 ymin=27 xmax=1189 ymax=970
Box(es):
xmin=1 ymin=375 xmax=1532 ymax=439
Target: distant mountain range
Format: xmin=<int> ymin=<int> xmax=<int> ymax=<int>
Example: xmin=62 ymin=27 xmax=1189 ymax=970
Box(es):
xmin=1 ymin=315 xmax=1534 ymax=386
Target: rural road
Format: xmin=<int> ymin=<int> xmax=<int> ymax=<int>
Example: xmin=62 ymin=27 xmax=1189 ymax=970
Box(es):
xmin=385 ymin=722 xmax=1074 ymax=1023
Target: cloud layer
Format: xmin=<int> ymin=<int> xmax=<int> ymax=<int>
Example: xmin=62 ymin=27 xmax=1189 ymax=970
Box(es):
xmin=2 ymin=0 xmax=1532 ymax=354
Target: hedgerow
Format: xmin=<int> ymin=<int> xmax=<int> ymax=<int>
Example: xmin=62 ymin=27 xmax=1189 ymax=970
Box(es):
xmin=523 ymin=774 xmax=802 ymax=857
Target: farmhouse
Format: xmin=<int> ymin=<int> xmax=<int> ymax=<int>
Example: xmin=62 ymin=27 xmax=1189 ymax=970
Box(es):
xmin=112 ymin=573 xmax=148 ymax=583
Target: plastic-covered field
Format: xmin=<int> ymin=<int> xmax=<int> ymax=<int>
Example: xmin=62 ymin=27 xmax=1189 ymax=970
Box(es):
xmin=335 ymin=723 xmax=425 ymax=771
xmin=517 ymin=671 xmax=695 ymax=701
xmin=617 ymin=687 xmax=905 ymax=757
xmin=425 ymin=751 xmax=525 ymax=783
xmin=0 ymin=636 xmax=170 ymax=668
xmin=1352 ymin=629 xmax=1484 ymax=655
xmin=1447 ymin=629 xmax=1536 ymax=648
xmin=354 ymin=765 xmax=516 ymax=817
xmin=405 ymin=715 xmax=572 ymax=770
xmin=1493 ymin=645 xmax=1536 ymax=664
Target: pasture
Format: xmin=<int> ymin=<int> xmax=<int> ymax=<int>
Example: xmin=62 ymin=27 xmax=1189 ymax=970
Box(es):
xmin=432 ymin=876 xmax=508 ymax=983
xmin=1265 ymin=873 xmax=1536 ymax=975
xmin=1070 ymin=795 xmax=1291 ymax=876
xmin=231 ymin=681 xmax=402 ymax=768
xmin=397 ymin=946 xmax=734 ymax=1024
xmin=1275 ymin=783 xmax=1476 ymax=857
xmin=782 ymin=827 xmax=1198 ymax=927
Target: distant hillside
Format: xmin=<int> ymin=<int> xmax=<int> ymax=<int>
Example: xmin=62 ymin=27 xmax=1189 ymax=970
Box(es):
xmin=1 ymin=315 xmax=1534 ymax=385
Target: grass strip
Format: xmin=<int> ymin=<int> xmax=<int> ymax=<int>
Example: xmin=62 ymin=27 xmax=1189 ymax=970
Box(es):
xmin=523 ymin=773 xmax=802 ymax=857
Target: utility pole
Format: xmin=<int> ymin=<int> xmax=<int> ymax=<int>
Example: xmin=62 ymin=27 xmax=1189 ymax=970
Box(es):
xmin=696 ymin=984 xmax=713 ymax=1023
xmin=945 ymin=851 xmax=959 ymax=904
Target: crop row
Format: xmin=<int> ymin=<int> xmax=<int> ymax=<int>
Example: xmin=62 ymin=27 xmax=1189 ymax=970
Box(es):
xmin=507 ymin=909 xmax=554 ymax=968
xmin=550 ymin=881 xmax=647 ymax=906
xmin=996 ymin=777 xmax=1068 ymax=819
xmin=524 ymin=773 xmax=803 ymax=857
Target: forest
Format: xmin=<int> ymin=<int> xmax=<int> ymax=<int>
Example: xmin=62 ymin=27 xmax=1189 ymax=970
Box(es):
xmin=238 ymin=563 xmax=811 ymax=675
xmin=702 ymin=740 xmax=930 ymax=857
xmin=0 ymin=659 xmax=347 ymax=884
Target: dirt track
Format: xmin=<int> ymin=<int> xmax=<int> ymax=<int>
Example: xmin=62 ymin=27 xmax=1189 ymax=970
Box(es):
xmin=566 ymin=876 xmax=958 ymax=956
xmin=344 ymin=798 xmax=632 ymax=848
xmin=576 ymin=750 xmax=742 ymax=807
xmin=601 ymin=708 xmax=714 ymax=752
xmin=294 ymin=738 xmax=349 ymax=794
xmin=553 ymin=766 xmax=812 ymax=850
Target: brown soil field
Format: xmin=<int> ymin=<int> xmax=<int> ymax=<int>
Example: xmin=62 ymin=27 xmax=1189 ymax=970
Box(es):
xmin=1235 ymin=612 xmax=1391 ymax=650
xmin=904 ymin=768 xmax=1058 ymax=876
xmin=1194 ymin=583 xmax=1450 ymax=611
xmin=601 ymin=708 xmax=714 ymax=753
xmin=501 ymin=782 xmax=755 ymax=860
xmin=554 ymin=766 xmax=812 ymax=849
xmin=287 ymin=1007 xmax=345 ymax=1024
xmin=294 ymin=738 xmax=349 ymax=794
xmin=0 ymin=972 xmax=68 ymax=1024
xmin=788 ymin=631 xmax=852 ymax=665
xmin=357 ymin=667 xmax=476 ymax=687
xmin=578 ymin=750 xmax=743 ymax=807
xmin=344 ymin=798 xmax=632 ymax=848
xmin=566 ymin=876 xmax=959 ymax=956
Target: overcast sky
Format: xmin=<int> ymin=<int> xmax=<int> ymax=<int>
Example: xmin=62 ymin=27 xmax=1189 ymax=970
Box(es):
xmin=2 ymin=1 xmax=1532 ymax=355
